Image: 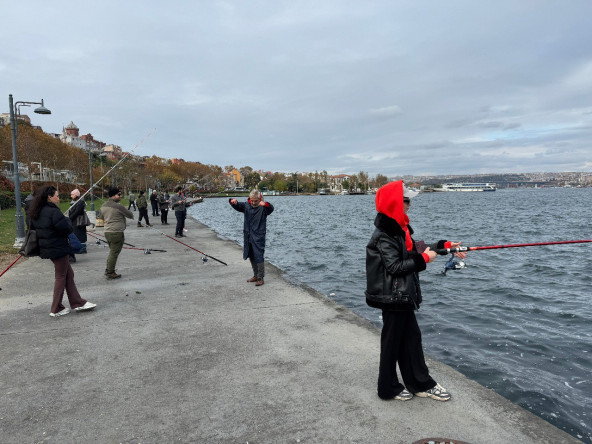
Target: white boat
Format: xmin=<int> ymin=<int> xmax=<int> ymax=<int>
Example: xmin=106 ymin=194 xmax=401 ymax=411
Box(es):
xmin=438 ymin=183 xmax=496 ymax=192
xmin=261 ymin=187 xmax=279 ymax=196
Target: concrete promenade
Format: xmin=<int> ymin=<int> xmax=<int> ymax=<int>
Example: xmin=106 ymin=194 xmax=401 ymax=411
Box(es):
xmin=0 ymin=215 xmax=580 ymax=443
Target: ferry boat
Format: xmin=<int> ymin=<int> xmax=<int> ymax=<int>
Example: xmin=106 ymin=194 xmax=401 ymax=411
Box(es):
xmin=261 ymin=187 xmax=279 ymax=196
xmin=439 ymin=183 xmax=497 ymax=192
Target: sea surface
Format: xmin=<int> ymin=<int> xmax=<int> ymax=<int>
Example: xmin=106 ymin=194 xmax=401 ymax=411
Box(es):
xmin=189 ymin=188 xmax=591 ymax=442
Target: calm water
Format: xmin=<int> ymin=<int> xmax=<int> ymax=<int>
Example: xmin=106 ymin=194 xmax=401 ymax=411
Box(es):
xmin=189 ymin=188 xmax=592 ymax=442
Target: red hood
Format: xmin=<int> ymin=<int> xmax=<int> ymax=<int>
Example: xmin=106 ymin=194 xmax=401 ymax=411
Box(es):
xmin=375 ymin=180 xmax=408 ymax=228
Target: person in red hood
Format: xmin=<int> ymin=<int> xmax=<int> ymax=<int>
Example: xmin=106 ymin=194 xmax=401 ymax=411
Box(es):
xmin=365 ymin=180 xmax=465 ymax=402
xmin=229 ymin=189 xmax=274 ymax=286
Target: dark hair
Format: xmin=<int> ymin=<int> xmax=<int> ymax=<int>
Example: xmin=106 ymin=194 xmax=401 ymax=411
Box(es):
xmin=139 ymin=190 xmax=145 ymax=196
xmin=28 ymin=186 xmax=58 ymax=220
xmin=175 ymin=186 xmax=183 ymax=192
xmin=108 ymin=187 xmax=121 ymax=197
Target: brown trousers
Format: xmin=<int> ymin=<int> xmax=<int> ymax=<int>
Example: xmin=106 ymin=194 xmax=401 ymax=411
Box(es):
xmin=50 ymin=255 xmax=86 ymax=314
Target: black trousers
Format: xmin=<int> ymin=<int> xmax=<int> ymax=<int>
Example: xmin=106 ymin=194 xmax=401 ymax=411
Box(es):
xmin=151 ymin=202 xmax=159 ymax=216
xmin=175 ymin=210 xmax=186 ymax=235
xmin=138 ymin=208 xmax=150 ymax=225
xmin=161 ymin=209 xmax=168 ymax=224
xmin=377 ymin=310 xmax=436 ymax=399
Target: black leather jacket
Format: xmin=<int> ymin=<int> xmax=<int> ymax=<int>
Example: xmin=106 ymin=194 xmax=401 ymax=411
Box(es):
xmin=365 ymin=213 xmax=445 ymax=311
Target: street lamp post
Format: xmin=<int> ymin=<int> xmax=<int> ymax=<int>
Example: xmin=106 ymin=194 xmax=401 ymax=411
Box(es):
xmin=8 ymin=94 xmax=51 ymax=248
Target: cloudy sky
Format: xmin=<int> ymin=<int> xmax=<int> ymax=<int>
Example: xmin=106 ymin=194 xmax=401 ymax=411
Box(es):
xmin=3 ymin=1 xmax=592 ymax=176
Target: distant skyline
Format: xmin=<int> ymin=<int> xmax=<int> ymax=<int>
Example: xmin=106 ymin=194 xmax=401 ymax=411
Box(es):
xmin=3 ymin=1 xmax=592 ymax=176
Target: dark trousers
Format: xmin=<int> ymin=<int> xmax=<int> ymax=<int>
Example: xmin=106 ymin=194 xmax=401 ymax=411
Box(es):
xmin=175 ymin=210 xmax=186 ymax=235
xmin=161 ymin=209 xmax=168 ymax=224
xmin=105 ymin=231 xmax=124 ymax=273
xmin=248 ymin=243 xmax=264 ymax=278
xmin=377 ymin=310 xmax=436 ymax=399
xmin=50 ymin=255 xmax=87 ymax=314
xmin=138 ymin=208 xmax=150 ymax=225
xmin=128 ymin=201 xmax=136 ymax=210
xmin=151 ymin=201 xmax=159 ymax=216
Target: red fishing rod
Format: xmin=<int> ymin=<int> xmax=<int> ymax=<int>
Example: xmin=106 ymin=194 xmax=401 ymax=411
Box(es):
xmin=137 ymin=220 xmax=228 ymax=265
xmin=435 ymin=239 xmax=592 ymax=255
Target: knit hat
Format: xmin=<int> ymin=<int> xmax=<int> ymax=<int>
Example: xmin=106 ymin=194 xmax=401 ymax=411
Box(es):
xmin=108 ymin=187 xmax=121 ymax=197
xmin=70 ymin=189 xmax=80 ymax=197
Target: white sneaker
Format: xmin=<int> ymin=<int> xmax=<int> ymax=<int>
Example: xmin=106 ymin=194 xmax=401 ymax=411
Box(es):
xmin=416 ymin=383 xmax=451 ymax=401
xmin=74 ymin=302 xmax=97 ymax=312
xmin=49 ymin=308 xmax=71 ymax=317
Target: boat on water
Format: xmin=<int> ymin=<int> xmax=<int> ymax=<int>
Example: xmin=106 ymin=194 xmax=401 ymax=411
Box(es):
xmin=319 ymin=188 xmax=329 ymax=195
xmin=437 ymin=183 xmax=497 ymax=192
xmin=261 ymin=187 xmax=280 ymax=196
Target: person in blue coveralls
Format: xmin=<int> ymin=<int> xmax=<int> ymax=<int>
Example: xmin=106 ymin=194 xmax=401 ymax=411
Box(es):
xmin=229 ymin=189 xmax=274 ymax=286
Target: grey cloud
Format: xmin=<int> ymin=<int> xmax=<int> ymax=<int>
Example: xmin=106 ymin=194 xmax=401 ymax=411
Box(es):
xmin=3 ymin=1 xmax=592 ymax=176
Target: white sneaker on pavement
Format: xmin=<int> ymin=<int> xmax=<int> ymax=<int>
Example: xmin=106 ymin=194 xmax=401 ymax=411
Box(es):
xmin=49 ymin=308 xmax=71 ymax=317
xmin=74 ymin=302 xmax=97 ymax=312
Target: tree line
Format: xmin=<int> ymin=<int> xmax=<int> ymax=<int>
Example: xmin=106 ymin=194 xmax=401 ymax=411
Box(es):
xmin=0 ymin=124 xmax=390 ymax=195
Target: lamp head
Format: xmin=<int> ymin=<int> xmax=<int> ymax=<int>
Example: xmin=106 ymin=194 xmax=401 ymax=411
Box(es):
xmin=34 ymin=99 xmax=51 ymax=115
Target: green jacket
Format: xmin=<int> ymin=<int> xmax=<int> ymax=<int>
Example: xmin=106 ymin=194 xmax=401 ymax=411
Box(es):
xmin=99 ymin=200 xmax=134 ymax=233
xmin=137 ymin=195 xmax=148 ymax=209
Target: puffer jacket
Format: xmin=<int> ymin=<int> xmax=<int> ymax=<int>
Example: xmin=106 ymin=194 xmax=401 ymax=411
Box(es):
xmin=365 ymin=181 xmax=446 ymax=311
xmin=32 ymin=203 xmax=72 ymax=259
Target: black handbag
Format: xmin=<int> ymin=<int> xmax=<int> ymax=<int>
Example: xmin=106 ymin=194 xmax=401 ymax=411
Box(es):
xmin=76 ymin=212 xmax=91 ymax=226
xmin=19 ymin=229 xmax=40 ymax=257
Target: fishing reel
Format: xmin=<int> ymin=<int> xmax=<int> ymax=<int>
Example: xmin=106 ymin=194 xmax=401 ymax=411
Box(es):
xmin=202 ymin=256 xmax=208 ymax=264
xmin=441 ymin=255 xmax=466 ymax=276
xmin=144 ymin=249 xmax=151 ymax=254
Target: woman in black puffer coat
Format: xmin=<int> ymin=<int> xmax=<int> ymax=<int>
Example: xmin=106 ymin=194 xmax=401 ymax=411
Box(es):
xmin=29 ymin=186 xmax=96 ymax=317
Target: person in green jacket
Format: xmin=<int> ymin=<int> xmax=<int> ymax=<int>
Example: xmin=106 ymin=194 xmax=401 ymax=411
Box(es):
xmin=136 ymin=190 xmax=151 ymax=227
xmin=99 ymin=187 xmax=134 ymax=280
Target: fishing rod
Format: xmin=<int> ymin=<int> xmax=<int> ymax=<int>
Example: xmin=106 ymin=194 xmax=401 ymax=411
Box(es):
xmin=90 ymin=241 xmax=167 ymax=254
xmin=64 ymin=129 xmax=156 ymax=215
xmin=136 ymin=220 xmax=228 ymax=266
xmin=435 ymin=239 xmax=592 ymax=255
xmin=1 ymin=131 xmax=155 ymax=279
xmin=86 ymin=230 xmax=136 ymax=248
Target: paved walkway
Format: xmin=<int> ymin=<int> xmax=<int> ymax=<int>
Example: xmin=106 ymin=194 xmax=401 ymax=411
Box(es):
xmin=0 ymin=215 xmax=579 ymax=443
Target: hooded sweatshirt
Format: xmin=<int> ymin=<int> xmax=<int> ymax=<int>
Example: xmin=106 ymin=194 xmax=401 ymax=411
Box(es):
xmin=375 ymin=180 xmax=433 ymax=263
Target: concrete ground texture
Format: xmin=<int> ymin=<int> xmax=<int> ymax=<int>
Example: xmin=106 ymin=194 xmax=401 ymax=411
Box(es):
xmin=0 ymin=215 xmax=580 ymax=443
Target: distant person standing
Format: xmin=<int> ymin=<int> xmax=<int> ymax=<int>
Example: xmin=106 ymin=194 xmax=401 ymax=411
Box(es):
xmin=150 ymin=190 xmax=159 ymax=217
xmin=99 ymin=187 xmax=134 ymax=280
xmin=28 ymin=185 xmax=96 ymax=316
xmin=171 ymin=186 xmax=188 ymax=237
xmin=158 ymin=191 xmax=170 ymax=225
xmin=68 ymin=189 xmax=87 ymax=255
xmin=24 ymin=192 xmax=36 ymax=230
xmin=128 ymin=192 xmax=136 ymax=211
xmin=136 ymin=190 xmax=150 ymax=227
xmin=229 ymin=189 xmax=274 ymax=286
